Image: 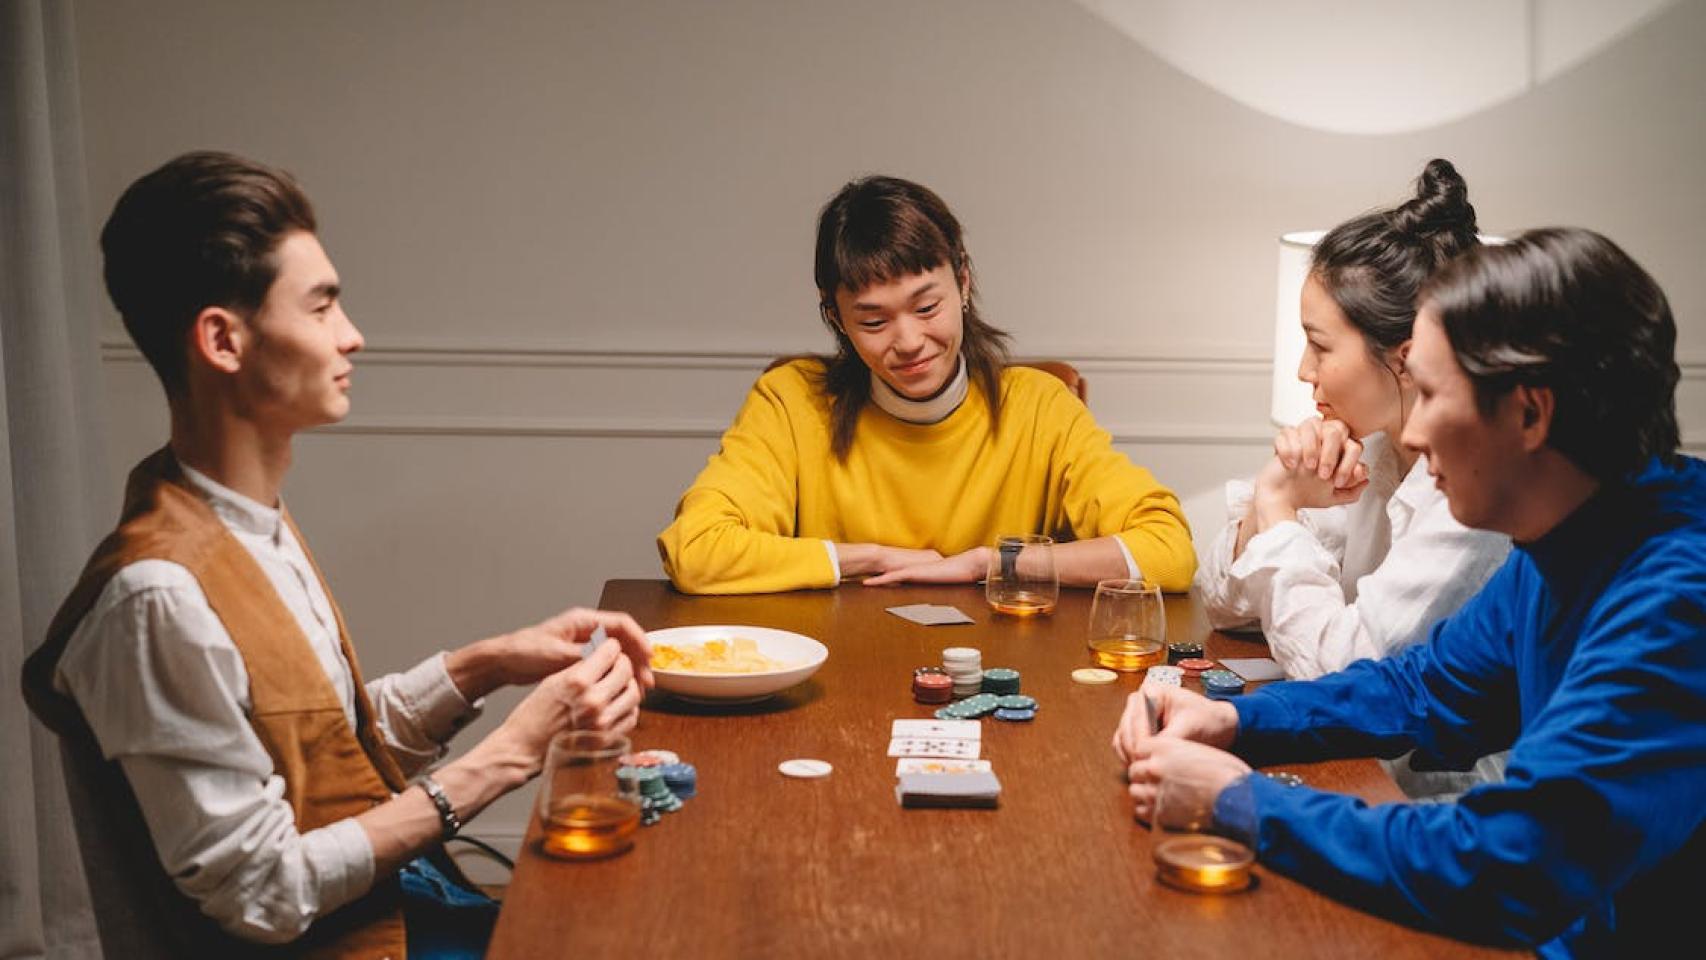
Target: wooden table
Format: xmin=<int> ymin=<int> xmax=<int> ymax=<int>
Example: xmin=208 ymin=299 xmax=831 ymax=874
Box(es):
xmin=489 ymin=581 xmax=1518 ymax=958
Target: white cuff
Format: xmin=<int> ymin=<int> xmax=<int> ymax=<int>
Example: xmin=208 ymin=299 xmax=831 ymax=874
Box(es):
xmin=823 ymin=540 xmax=841 ymax=586
xmin=411 ymin=652 xmax=483 ymax=738
xmin=303 ymin=817 xmax=376 ymax=916
xmin=1114 ymin=537 xmax=1141 ymax=580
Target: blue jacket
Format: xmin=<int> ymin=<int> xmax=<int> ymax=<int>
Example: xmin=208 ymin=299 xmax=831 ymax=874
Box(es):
xmin=1215 ymin=456 xmax=1706 ymax=957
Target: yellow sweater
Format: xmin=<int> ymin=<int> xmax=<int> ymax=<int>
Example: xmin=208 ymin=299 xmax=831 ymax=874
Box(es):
xmin=658 ymin=360 xmax=1196 ymax=594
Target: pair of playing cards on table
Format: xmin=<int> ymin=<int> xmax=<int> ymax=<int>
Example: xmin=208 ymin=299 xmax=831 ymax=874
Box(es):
xmin=888 ymin=719 xmax=1001 ymax=808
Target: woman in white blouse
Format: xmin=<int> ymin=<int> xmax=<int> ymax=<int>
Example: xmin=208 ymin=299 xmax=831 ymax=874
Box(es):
xmin=1196 ymin=160 xmax=1511 ymax=794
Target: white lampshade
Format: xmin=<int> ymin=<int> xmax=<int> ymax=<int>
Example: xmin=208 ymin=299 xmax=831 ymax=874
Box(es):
xmin=1271 ymin=230 xmax=1325 ymax=427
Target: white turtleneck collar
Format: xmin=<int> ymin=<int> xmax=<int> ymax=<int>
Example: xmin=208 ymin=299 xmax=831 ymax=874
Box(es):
xmin=870 ymin=355 xmax=969 ymax=425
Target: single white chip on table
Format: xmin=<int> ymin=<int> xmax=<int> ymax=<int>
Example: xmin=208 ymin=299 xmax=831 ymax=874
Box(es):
xmin=1072 ymin=668 xmax=1118 ymax=684
xmin=778 ymin=758 xmax=833 ymax=779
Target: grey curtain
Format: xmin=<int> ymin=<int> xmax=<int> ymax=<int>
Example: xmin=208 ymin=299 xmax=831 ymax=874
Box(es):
xmin=1 ymin=0 xmax=111 ymax=957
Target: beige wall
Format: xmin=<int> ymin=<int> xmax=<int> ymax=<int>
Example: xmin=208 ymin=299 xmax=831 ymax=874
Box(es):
xmin=76 ymin=0 xmax=1706 ymax=856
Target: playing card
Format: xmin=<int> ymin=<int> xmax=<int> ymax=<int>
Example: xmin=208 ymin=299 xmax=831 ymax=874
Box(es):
xmin=896 ymin=770 xmax=1002 ymax=808
xmin=1219 ymin=658 xmax=1286 ymax=682
xmin=918 ymin=605 xmax=975 ymax=625
xmin=894 ymin=758 xmax=993 ymax=776
xmin=584 ymin=624 xmax=608 ymax=653
xmin=891 ymin=718 xmax=982 ymax=740
xmin=886 ymin=604 xmax=975 ymax=626
xmin=886 ymin=737 xmax=981 ymax=759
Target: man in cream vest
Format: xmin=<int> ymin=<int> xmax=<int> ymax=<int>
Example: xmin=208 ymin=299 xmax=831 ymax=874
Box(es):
xmin=23 ymin=151 xmax=652 ymax=959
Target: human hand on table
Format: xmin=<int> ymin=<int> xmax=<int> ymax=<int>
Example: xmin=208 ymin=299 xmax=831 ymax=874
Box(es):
xmin=1111 ymin=685 xmax=1240 ymax=762
xmin=837 ymin=543 xmax=945 ymax=579
xmin=863 ymin=546 xmax=991 ymax=586
xmin=1252 ymin=418 xmax=1370 ymax=527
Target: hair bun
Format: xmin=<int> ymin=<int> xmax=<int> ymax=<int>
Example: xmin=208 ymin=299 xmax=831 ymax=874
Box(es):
xmin=1390 ymin=158 xmax=1477 ymax=241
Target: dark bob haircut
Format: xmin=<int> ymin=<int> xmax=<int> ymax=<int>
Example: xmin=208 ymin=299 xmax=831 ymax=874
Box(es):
xmin=812 ymin=176 xmax=1011 ymax=458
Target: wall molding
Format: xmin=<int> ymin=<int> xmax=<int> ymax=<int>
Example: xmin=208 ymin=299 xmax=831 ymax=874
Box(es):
xmin=96 ymin=335 xmax=1706 ymax=375
xmin=312 ymin=413 xmax=1277 ymax=445
xmin=98 ymin=338 xmax=1706 ymax=448
xmin=98 ymin=337 xmax=1279 ymax=373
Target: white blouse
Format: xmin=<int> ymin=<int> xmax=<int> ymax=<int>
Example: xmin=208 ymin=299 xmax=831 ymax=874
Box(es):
xmin=1196 ymin=434 xmax=1512 ymax=795
xmin=1197 ymin=433 xmax=1511 ymax=679
xmin=54 ymin=462 xmax=479 ymax=944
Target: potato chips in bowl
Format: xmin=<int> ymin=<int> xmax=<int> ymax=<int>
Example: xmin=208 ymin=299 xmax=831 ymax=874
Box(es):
xmin=646 ymin=625 xmax=828 ymax=703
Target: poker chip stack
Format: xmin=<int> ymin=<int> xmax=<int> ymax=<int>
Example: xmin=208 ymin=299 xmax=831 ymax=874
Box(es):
xmin=1177 ymin=658 xmax=1214 ymax=679
xmin=942 ymin=647 xmax=984 ymax=698
xmin=1143 ymin=665 xmax=1183 ymax=688
xmin=1167 ymin=640 xmax=1205 ymax=664
xmin=616 ymin=750 xmax=695 ymax=826
xmin=912 ymin=667 xmax=954 ymax=704
xmin=660 ymin=762 xmax=698 ymax=799
xmin=980 ymin=668 xmax=1021 ymax=696
xmin=992 ymin=694 xmax=1037 ymax=722
xmin=935 ymin=692 xmax=1000 ymax=720
xmin=1201 ymin=669 xmax=1246 ymax=700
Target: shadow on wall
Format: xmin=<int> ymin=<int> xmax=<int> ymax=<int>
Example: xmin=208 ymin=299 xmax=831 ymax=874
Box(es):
xmin=1072 ymin=0 xmax=1679 ymax=134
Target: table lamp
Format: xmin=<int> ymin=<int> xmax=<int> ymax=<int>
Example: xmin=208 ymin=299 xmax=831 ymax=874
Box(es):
xmin=1271 ymin=230 xmax=1325 ymax=428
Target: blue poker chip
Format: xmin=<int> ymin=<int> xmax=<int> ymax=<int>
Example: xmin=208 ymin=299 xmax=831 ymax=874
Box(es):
xmin=660 ymin=762 xmax=697 ymax=798
xmin=1200 ymin=669 xmax=1246 ymax=694
xmin=993 ymin=707 xmax=1036 ymax=722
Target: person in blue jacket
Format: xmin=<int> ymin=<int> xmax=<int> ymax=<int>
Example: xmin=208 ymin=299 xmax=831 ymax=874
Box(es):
xmin=1113 ymin=226 xmax=1704 ymax=957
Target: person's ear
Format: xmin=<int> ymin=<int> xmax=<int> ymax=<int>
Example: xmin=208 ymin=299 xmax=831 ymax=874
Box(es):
xmin=190 ymin=305 xmax=245 ymax=374
xmin=1514 ymin=384 xmax=1554 ymax=453
xmin=1391 ymin=340 xmax=1414 ymax=386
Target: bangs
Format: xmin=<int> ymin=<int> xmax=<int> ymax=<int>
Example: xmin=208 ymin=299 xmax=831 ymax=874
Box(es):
xmin=825 ymin=199 xmax=954 ymax=295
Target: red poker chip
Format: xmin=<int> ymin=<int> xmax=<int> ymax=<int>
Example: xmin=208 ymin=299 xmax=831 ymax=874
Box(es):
xmin=914 ymin=673 xmax=952 ymax=688
xmin=1177 ymin=658 xmax=1216 ymax=673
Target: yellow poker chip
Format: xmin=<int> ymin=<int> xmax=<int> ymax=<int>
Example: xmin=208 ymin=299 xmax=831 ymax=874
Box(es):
xmin=1071 ymin=668 xmax=1119 ymax=685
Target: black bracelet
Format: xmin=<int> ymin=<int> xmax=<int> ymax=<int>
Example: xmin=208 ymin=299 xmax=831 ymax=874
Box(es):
xmin=418 ymin=775 xmax=462 ymax=841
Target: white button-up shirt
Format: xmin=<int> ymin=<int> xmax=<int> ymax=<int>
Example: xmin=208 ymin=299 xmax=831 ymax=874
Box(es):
xmin=1195 ymin=435 xmax=1513 ymax=795
xmin=53 ymin=462 xmax=479 ymax=944
xmin=1197 ymin=433 xmax=1511 ymax=679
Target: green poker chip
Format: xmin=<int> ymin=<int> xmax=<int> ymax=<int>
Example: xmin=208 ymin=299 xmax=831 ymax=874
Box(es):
xmin=996 ymin=694 xmax=1037 ymax=710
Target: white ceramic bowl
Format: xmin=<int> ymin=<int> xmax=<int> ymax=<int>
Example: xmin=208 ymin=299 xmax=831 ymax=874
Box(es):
xmin=647 ymin=625 xmax=828 ymax=703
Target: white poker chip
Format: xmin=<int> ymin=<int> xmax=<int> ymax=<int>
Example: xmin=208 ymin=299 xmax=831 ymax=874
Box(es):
xmin=1147 ymin=666 xmax=1183 ymax=682
xmin=1071 ymin=668 xmax=1118 ymax=685
xmin=778 ymin=758 xmax=834 ymax=779
xmin=941 ymin=647 xmax=981 ymax=662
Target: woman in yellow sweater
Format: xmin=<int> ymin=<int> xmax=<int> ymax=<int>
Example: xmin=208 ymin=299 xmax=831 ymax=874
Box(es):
xmin=658 ymin=176 xmax=1195 ymax=595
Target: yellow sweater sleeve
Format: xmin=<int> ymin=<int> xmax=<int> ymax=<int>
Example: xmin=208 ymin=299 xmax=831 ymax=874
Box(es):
xmin=657 ymin=366 xmax=839 ymax=594
xmin=1044 ymin=381 xmax=1198 ymax=592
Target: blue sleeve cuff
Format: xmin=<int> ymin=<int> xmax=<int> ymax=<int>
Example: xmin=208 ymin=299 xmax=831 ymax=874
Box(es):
xmin=1212 ymin=773 xmax=1259 ymax=846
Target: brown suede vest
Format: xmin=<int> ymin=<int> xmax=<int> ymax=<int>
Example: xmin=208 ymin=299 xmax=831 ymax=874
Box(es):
xmin=22 ymin=449 xmax=410 ymax=960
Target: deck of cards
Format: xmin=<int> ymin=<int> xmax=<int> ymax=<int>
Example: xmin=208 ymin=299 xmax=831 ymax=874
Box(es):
xmin=888 ymin=719 xmax=1001 ymax=807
